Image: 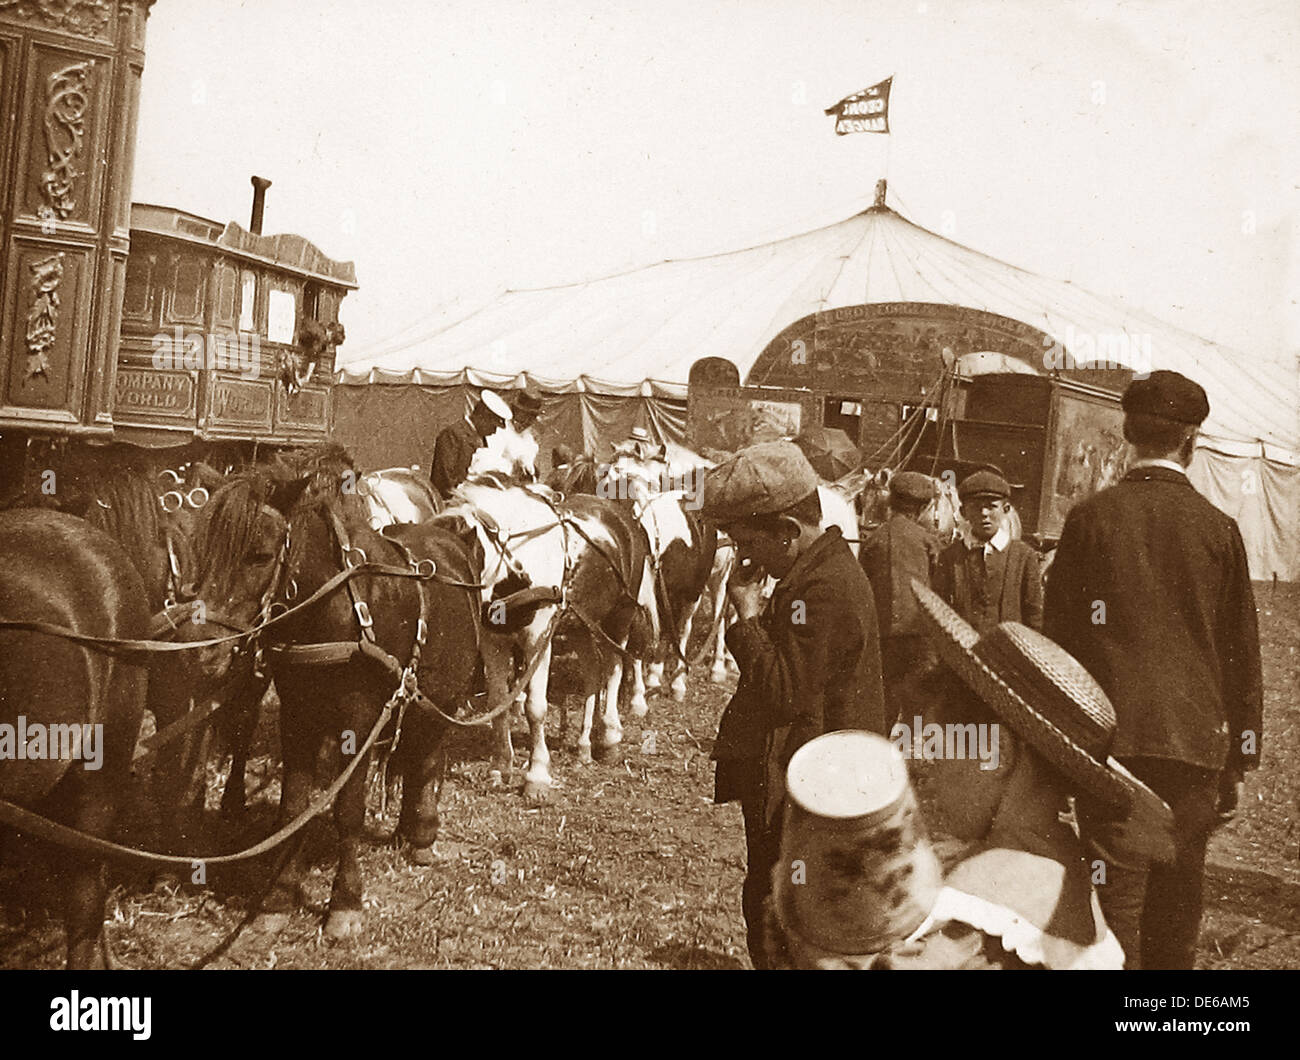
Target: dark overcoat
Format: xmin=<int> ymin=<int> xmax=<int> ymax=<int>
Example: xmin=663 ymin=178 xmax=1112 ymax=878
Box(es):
xmin=1043 ymin=465 xmax=1263 ymax=773
xmin=429 ymin=418 xmax=482 ymax=498
xmin=860 ymin=512 xmax=941 ymax=640
xmin=934 ymin=536 xmax=1043 ymax=634
xmin=712 ymin=527 xmax=887 ymax=825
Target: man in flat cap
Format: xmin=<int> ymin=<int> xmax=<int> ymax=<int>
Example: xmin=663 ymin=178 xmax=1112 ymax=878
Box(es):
xmin=933 ymin=468 xmax=1043 ymax=634
xmin=1045 ymin=369 xmax=1263 ymax=969
xmin=430 ymin=389 xmax=511 ymax=498
xmin=859 ymin=471 xmax=942 ymax=728
xmin=700 ymin=440 xmax=886 ymax=969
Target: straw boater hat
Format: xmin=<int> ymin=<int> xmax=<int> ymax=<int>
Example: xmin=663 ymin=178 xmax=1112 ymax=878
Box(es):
xmin=910 ymin=579 xmax=1171 ymax=823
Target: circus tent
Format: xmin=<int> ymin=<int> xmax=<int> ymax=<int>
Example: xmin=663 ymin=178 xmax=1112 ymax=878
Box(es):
xmin=335 ymin=200 xmax=1298 ymax=579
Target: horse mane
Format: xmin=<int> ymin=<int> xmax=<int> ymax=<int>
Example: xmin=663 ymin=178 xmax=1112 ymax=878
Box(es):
xmin=548 ymin=453 xmax=598 ymax=495
xmin=81 ymin=468 xmax=162 ymax=586
xmin=3 ymin=451 xmax=164 ymax=591
xmin=192 ymin=467 xmax=279 ymax=586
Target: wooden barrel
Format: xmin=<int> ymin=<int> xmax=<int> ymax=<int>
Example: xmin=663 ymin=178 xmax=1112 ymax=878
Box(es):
xmin=777 ymin=730 xmax=942 ymax=955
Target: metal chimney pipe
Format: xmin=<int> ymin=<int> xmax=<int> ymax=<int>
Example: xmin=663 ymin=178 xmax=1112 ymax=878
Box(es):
xmin=249 ymin=176 xmax=272 ymax=234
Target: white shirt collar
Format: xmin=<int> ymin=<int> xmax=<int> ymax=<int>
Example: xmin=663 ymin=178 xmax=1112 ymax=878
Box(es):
xmin=1129 ymin=457 xmax=1188 ymax=476
xmin=984 ymin=523 xmax=1011 ymax=555
xmin=965 ymin=522 xmax=1011 ymax=554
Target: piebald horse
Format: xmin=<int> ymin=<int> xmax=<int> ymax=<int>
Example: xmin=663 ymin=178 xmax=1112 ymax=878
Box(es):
xmin=438 ymin=476 xmax=658 ymax=798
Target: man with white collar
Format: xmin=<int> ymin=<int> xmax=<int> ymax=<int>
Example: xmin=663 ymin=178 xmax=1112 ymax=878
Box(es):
xmin=1044 ymin=369 xmax=1263 ymax=969
xmin=933 ymin=469 xmax=1043 ymax=634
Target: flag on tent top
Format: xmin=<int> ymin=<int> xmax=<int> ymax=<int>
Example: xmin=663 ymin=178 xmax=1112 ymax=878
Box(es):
xmin=825 ymin=77 xmax=892 ymax=135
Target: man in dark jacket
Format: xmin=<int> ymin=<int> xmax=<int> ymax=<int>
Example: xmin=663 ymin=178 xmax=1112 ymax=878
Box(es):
xmin=859 ymin=471 xmax=942 ymax=729
xmin=429 ymin=390 xmax=511 ymax=498
xmin=1044 ymin=370 xmax=1263 ymax=969
xmin=933 ymin=469 xmax=1043 ymax=633
xmin=701 ymin=441 xmax=886 ymax=969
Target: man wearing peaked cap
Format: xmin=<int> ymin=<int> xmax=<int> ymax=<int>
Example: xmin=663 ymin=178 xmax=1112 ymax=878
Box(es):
xmin=1045 ymin=368 xmax=1263 ymax=969
xmin=934 ymin=467 xmax=1043 ymax=635
xmin=699 ymin=441 xmax=886 ymax=969
xmin=1120 ymin=368 xmax=1211 ymax=425
xmin=429 ymin=389 xmax=511 ymax=498
xmin=859 ymin=470 xmax=942 ymax=728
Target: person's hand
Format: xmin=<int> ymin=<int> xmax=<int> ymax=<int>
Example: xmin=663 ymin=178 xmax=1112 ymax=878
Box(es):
xmin=1217 ymin=769 xmax=1245 ymax=823
xmin=727 ymin=564 xmax=767 ymax=621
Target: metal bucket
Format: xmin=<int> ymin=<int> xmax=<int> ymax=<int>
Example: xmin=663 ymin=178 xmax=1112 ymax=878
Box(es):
xmin=777 ymin=730 xmax=942 ymax=955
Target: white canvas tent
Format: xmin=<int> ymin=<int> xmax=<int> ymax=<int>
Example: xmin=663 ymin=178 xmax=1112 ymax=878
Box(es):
xmin=337 ymin=202 xmax=1298 ymax=580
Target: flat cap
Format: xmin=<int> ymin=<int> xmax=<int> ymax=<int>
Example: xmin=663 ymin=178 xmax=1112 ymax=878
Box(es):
xmin=958 ymin=469 xmax=1011 ymax=501
xmin=1121 ymin=370 xmax=1209 ymax=425
xmin=698 ymin=441 xmax=820 ymax=522
xmin=890 ymin=471 xmax=937 ymax=503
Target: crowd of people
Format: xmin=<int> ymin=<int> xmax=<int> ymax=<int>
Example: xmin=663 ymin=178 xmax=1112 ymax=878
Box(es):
xmin=426 ymin=371 xmax=1264 ymax=971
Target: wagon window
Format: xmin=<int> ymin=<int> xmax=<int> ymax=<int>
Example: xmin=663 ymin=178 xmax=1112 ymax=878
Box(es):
xmin=824 ymin=395 xmax=864 ymax=439
xmin=238 ymin=269 xmax=257 ymax=332
xmin=268 ymin=288 xmax=297 ymax=344
xmin=171 ymin=257 xmax=205 ymax=323
xmin=123 ymin=253 xmax=154 ymax=319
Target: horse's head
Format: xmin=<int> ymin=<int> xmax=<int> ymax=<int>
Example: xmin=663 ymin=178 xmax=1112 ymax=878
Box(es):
xmin=184 ymin=470 xmax=305 ymax=681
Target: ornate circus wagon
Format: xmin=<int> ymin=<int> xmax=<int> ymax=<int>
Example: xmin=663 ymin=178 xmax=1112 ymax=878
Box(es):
xmin=0 ymin=1 xmax=354 ymax=499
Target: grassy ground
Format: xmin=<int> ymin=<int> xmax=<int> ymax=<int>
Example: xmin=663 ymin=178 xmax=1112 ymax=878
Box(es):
xmin=1 ymin=584 xmax=1296 ymax=969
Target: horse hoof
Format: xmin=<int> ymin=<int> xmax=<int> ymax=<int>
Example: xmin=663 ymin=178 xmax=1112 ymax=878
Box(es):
xmin=671 ymin=683 xmax=687 ymax=703
xmin=709 ymin=667 xmax=728 ymax=684
xmin=251 ymin=912 xmax=292 ymax=935
xmin=405 ymin=843 xmax=438 ymax=867
xmin=577 ymin=744 xmax=593 ymax=765
xmin=630 ymin=697 xmax=649 ymax=718
xmin=594 ymin=741 xmax=621 ymax=763
xmin=521 ymin=780 xmax=553 ymax=804
xmin=324 ymin=909 xmax=365 ymax=940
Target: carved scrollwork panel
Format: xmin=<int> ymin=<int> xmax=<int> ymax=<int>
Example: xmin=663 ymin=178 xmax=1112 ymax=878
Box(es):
xmin=25 ymin=252 xmax=65 ymax=378
xmin=0 ymin=1 xmax=112 ymax=38
xmin=39 ymin=60 xmax=92 ymax=220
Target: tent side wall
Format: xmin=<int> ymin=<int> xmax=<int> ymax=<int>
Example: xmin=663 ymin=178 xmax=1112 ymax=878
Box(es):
xmin=333 ymin=380 xmax=687 ymax=476
xmin=1189 ymin=448 xmax=1299 ymax=583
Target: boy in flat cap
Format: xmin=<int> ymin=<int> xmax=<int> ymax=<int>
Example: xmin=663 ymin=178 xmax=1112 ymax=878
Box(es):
xmin=933 ymin=469 xmax=1043 ymax=634
xmin=1045 ymin=369 xmax=1263 ymax=969
xmin=700 ymin=441 xmax=886 ymax=968
xmin=430 ymin=390 xmax=511 ymax=498
xmin=859 ymin=471 xmax=942 ymax=728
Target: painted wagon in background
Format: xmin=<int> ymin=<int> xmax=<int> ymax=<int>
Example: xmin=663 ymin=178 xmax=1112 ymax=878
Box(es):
xmin=686 ymin=301 xmax=1133 ymax=545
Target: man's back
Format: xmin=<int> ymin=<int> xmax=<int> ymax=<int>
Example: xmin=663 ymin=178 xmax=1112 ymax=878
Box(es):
xmin=861 ymin=512 xmax=939 ymax=640
xmin=1044 ymin=465 xmax=1262 ymax=771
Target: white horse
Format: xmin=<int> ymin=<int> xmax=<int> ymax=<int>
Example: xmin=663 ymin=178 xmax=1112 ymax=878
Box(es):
xmin=442 ymin=479 xmax=567 ymax=801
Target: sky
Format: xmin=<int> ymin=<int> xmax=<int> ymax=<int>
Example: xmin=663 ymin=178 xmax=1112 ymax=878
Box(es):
xmin=130 ymin=0 xmax=1300 ymax=371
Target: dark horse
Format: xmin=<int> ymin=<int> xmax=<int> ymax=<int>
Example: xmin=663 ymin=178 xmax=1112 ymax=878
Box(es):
xmin=190 ymin=446 xmax=481 ymax=939
xmin=0 ymin=510 xmax=150 ymax=967
xmin=3 ymin=448 xmax=261 ymax=856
